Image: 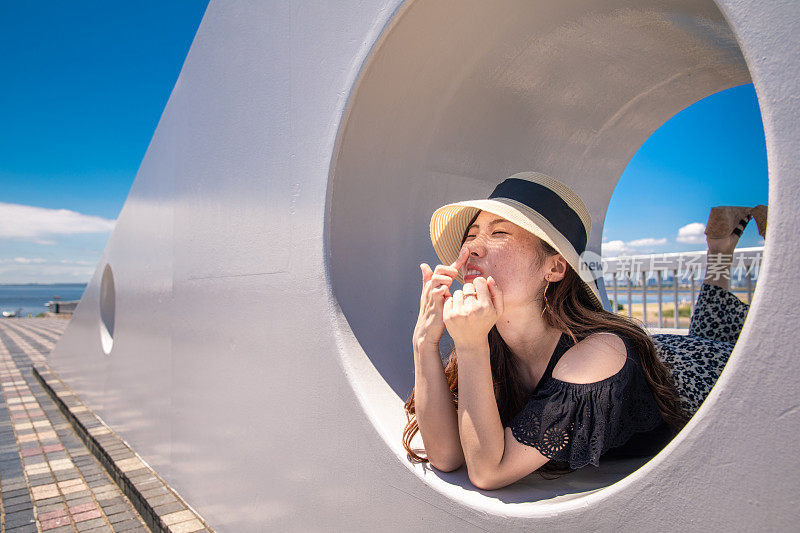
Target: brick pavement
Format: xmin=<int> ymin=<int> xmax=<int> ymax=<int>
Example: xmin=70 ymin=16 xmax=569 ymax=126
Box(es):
xmin=0 ymin=318 xmax=149 ymax=532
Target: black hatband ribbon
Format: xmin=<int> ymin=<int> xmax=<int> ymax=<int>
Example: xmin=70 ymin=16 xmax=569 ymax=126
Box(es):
xmin=488 ymin=178 xmax=587 ymax=255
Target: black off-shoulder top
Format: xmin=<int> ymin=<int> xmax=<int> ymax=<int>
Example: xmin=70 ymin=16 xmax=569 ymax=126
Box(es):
xmin=508 ymin=332 xmax=675 ymax=470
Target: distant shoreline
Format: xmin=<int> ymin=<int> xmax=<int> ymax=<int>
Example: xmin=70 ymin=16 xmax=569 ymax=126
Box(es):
xmin=608 ymin=287 xmax=751 ymax=294
xmin=0 ymin=283 xmax=87 ymax=286
xmin=0 ymin=283 xmax=87 ymax=317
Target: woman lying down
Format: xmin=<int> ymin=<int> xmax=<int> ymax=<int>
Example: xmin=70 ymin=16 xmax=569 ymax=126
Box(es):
xmin=403 ymin=171 xmax=764 ymax=489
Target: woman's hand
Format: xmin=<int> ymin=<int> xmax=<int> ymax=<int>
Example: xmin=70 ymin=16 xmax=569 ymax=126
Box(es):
xmin=443 ymin=276 xmax=504 ymax=352
xmin=413 ymin=248 xmax=469 ymax=349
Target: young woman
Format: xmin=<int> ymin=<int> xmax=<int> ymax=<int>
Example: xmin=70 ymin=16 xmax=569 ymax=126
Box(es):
xmin=402 ymin=171 xmax=766 ymax=490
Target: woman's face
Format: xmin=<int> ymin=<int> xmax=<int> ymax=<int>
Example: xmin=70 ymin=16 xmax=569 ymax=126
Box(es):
xmin=459 ymin=210 xmax=548 ymax=310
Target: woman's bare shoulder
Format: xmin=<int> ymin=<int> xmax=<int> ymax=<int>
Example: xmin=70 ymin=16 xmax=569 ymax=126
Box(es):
xmin=551 ymin=332 xmax=627 ymax=384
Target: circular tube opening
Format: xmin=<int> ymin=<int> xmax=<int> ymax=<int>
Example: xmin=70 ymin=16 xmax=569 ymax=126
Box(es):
xmin=99 ymin=263 xmax=116 ymax=355
xmin=328 ymin=0 xmax=755 ymax=505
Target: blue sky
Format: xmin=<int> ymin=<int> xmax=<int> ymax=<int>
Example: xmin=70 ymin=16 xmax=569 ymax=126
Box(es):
xmin=603 ymin=83 xmax=768 ymax=257
xmin=0 ymin=3 xmax=768 ymax=283
xmin=0 ymin=1 xmax=208 ymax=283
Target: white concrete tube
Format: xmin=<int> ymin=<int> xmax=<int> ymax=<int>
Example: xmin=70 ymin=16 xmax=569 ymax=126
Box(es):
xmin=48 ymin=0 xmax=799 ymax=530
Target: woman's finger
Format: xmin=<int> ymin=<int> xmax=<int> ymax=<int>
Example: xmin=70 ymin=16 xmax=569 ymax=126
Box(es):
xmin=451 ymin=246 xmax=469 ymax=271
xmin=433 ymin=264 xmax=459 ymax=278
xmin=430 ymin=273 xmax=455 ymax=287
xmin=473 ymin=277 xmax=490 ymax=305
xmin=452 ymin=289 xmax=464 ymax=309
xmin=486 ymin=276 xmax=504 ymax=315
xmin=431 ymin=285 xmax=448 ymax=298
xmin=443 ymin=294 xmax=454 ymax=317
xmin=420 ymin=263 xmax=433 ymax=284
xmin=462 ymin=282 xmax=477 ymax=303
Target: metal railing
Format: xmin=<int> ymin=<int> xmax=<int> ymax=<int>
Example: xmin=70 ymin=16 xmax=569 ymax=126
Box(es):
xmin=45 ymin=300 xmax=79 ymax=314
xmin=601 ymin=246 xmax=764 ymax=331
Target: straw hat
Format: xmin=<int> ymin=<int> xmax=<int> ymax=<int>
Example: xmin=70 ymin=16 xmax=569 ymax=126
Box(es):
xmin=429 ymin=171 xmax=604 ymax=311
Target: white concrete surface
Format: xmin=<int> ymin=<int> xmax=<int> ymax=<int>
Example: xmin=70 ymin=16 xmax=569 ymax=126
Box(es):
xmin=49 ymin=0 xmax=799 ymax=530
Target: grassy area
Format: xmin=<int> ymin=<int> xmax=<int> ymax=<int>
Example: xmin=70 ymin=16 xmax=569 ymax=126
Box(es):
xmin=662 ymin=304 xmax=692 ymax=318
xmin=612 ymin=302 xmax=693 ymax=328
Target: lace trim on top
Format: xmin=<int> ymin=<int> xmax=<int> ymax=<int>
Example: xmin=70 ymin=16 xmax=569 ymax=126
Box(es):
xmin=508 ymin=340 xmax=665 ymax=469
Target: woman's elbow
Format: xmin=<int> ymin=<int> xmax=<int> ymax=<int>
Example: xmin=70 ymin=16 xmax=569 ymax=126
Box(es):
xmin=429 ymin=455 xmax=464 ymax=473
xmin=467 ymin=466 xmax=511 ymax=491
xmin=468 ymin=471 xmax=501 ymax=491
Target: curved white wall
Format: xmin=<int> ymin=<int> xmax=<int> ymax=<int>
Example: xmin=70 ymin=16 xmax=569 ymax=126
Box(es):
xmin=49 ymin=0 xmax=800 ymax=530
xmin=329 ymin=0 xmax=750 ymax=401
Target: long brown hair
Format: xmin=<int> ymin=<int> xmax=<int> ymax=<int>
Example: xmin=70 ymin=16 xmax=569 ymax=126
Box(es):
xmin=402 ymin=211 xmax=688 ymax=478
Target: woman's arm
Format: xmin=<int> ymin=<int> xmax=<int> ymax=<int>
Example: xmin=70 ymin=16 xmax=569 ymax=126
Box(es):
xmin=456 ymin=333 xmax=629 ymax=490
xmin=413 ymin=339 xmax=464 ymax=472
xmin=412 ymin=251 xmax=470 ymax=471
xmin=454 ymin=342 xmax=505 ymax=484
xmin=441 ymin=277 xmax=507 ymax=484
xmin=457 ymin=345 xmax=553 ymax=490
xmin=443 ymin=276 xmax=552 ymax=490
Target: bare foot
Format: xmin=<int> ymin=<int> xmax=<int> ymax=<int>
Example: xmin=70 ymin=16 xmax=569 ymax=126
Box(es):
xmin=704 ymin=207 xmax=751 ymax=254
xmin=703 ymin=212 xmax=748 ymax=291
xmin=706 ymin=233 xmax=739 ymax=256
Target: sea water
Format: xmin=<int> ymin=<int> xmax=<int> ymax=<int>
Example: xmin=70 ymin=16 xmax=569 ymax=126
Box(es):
xmin=0 ymin=284 xmax=87 ymax=317
xmin=607 ymin=289 xmax=749 ymax=307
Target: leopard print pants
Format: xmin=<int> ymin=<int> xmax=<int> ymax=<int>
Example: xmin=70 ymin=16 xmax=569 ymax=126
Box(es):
xmin=650 ymin=282 xmax=749 ymax=417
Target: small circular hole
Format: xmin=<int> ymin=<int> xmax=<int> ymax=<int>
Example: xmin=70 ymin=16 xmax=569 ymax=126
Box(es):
xmin=99 ymin=264 xmax=115 ymax=355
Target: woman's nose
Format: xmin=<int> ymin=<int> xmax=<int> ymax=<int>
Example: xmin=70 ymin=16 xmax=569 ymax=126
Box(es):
xmin=465 ymin=239 xmax=486 ymax=257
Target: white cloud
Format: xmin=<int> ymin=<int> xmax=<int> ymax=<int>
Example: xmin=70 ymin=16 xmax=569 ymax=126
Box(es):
xmin=0 ymin=257 xmax=101 ymax=283
xmin=676 ymin=222 xmax=706 ymax=244
xmin=0 ymin=202 xmax=115 ymax=241
xmin=627 ymin=237 xmax=668 ymax=247
xmin=0 ymin=258 xmax=95 ymax=266
xmin=602 ymin=236 xmax=668 ymax=256
xmin=601 ymin=240 xmax=631 ymax=256
xmin=0 ymin=258 xmax=97 ymax=283
xmin=58 ymin=259 xmax=96 ymax=266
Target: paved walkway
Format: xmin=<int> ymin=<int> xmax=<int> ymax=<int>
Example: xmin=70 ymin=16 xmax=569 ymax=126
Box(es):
xmin=0 ymin=318 xmax=149 ymax=532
